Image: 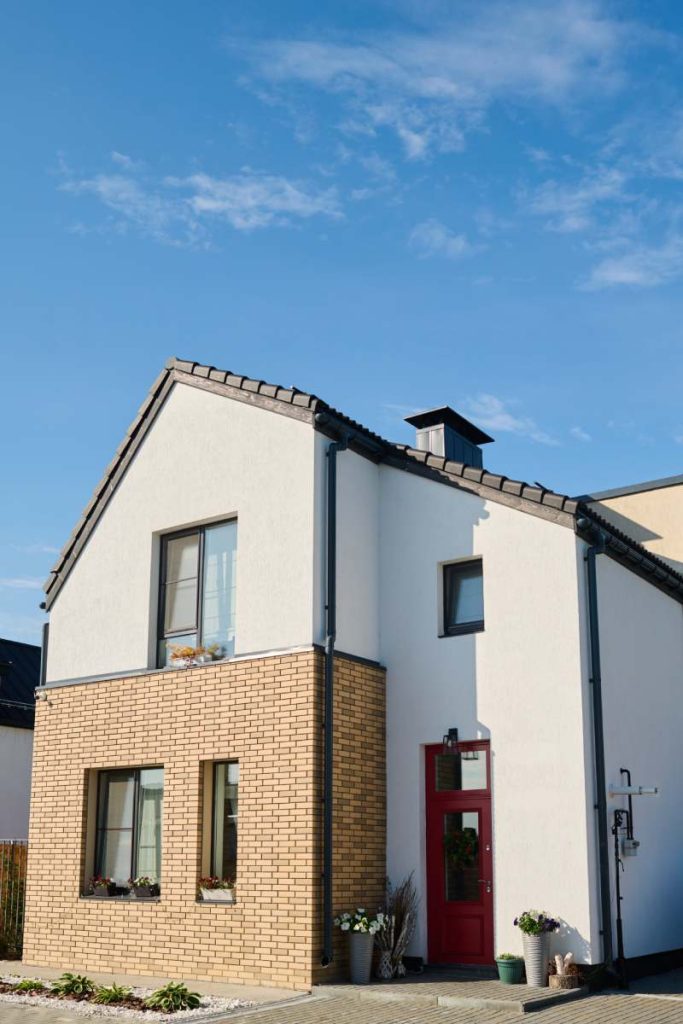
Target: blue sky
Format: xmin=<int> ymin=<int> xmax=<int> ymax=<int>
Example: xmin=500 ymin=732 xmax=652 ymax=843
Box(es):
xmin=2 ymin=0 xmax=683 ymax=643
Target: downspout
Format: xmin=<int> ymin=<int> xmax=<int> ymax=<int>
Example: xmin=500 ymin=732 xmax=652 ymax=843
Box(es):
xmin=577 ymin=520 xmax=614 ymax=972
xmin=319 ymin=426 xmax=348 ymax=967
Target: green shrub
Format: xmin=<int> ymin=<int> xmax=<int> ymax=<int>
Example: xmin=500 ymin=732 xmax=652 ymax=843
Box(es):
xmin=144 ymin=982 xmax=201 ymax=1012
xmin=14 ymin=979 xmax=47 ymax=992
xmin=93 ymin=983 xmax=132 ymax=1004
xmin=496 ymin=952 xmax=521 ymax=960
xmin=51 ymin=973 xmax=96 ymax=998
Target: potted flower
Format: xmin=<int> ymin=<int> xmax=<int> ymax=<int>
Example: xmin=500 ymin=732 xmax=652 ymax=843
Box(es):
xmin=514 ymin=910 xmax=560 ymax=987
xmin=90 ymin=875 xmax=116 ymax=897
xmin=168 ymin=644 xmax=197 ymax=669
xmin=334 ymin=908 xmax=383 ymax=984
xmin=198 ymin=876 xmax=235 ymax=903
xmin=195 ymin=644 xmax=221 ymax=665
xmin=130 ymin=876 xmax=160 ymax=898
xmin=495 ymin=952 xmax=524 ymax=984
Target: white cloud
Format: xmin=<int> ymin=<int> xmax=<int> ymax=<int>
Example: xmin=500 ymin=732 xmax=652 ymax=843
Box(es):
xmin=0 ymin=577 xmax=43 ymax=590
xmin=583 ymin=236 xmax=683 ymax=289
xmin=237 ymin=1 xmax=639 ymax=158
xmin=461 ymin=393 xmax=559 ymax=445
xmin=166 ymin=172 xmax=341 ymax=230
xmin=409 ymin=219 xmax=470 ymax=259
xmin=111 ymin=151 xmax=144 ymax=171
xmin=12 ymin=543 xmax=60 ymax=555
xmin=524 ymin=166 xmax=628 ymax=233
xmin=570 ymin=426 xmax=592 ymax=441
xmin=60 ymin=156 xmax=341 ymax=244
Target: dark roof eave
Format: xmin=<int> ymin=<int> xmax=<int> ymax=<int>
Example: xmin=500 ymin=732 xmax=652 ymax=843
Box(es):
xmin=42 ymin=357 xmax=683 ymax=610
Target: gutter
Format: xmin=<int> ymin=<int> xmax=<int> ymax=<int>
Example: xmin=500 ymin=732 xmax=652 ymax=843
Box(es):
xmin=314 ymin=413 xmax=384 ymax=968
xmin=577 ymin=518 xmax=613 ymax=972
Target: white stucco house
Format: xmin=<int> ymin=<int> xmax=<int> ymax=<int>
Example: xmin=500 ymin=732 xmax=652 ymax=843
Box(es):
xmin=23 ymin=358 xmax=683 ymax=988
xmin=0 ymin=638 xmax=38 ymax=840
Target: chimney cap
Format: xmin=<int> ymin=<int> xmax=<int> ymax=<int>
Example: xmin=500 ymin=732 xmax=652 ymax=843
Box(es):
xmin=404 ymin=406 xmax=494 ymax=446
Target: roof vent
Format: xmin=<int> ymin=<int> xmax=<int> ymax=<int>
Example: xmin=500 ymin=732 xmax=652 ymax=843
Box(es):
xmin=405 ymin=406 xmax=494 ymax=469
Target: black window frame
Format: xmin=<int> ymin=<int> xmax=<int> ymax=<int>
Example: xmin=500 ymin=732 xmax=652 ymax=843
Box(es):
xmin=209 ymin=760 xmax=239 ymax=881
xmin=94 ymin=766 xmax=163 ymax=889
xmin=441 ymin=558 xmax=485 ymax=637
xmin=157 ymin=519 xmax=236 ymax=667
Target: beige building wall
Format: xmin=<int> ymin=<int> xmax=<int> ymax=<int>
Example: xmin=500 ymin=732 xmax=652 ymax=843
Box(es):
xmin=590 ymin=482 xmax=683 ymax=573
xmin=23 ymin=650 xmax=385 ymax=990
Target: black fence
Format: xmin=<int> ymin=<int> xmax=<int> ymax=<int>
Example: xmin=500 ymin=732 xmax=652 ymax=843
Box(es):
xmin=0 ymin=840 xmax=27 ymax=958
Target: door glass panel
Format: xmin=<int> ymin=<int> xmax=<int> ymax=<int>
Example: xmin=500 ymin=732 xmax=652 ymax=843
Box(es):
xmin=444 ymin=811 xmax=480 ymax=902
xmin=436 ymin=751 xmax=487 ymax=791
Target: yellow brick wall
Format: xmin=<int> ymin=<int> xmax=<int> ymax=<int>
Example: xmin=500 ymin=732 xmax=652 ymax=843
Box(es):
xmin=23 ymin=650 xmax=385 ymax=990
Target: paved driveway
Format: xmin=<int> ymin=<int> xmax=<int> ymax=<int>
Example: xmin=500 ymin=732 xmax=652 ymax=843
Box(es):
xmin=3 ymin=991 xmax=683 ymax=1024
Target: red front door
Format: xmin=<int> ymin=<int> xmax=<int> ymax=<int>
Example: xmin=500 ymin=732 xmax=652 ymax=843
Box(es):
xmin=426 ymin=741 xmax=493 ymax=965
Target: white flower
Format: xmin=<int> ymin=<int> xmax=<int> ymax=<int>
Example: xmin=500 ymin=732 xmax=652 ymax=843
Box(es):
xmin=357 ymin=907 xmax=365 ymax=914
xmin=341 ymin=922 xmax=350 ymax=931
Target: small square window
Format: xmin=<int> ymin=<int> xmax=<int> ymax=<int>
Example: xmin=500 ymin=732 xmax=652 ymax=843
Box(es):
xmin=442 ymin=559 xmax=484 ymax=636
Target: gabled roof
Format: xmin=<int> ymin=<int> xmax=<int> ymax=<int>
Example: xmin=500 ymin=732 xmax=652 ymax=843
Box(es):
xmin=577 ymin=472 xmax=683 ymax=502
xmin=43 ymin=357 xmax=683 ymax=610
xmin=0 ymin=638 xmax=39 ymax=729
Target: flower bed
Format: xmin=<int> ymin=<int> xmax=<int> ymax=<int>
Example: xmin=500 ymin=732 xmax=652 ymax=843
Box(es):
xmin=0 ymin=975 xmax=254 ymax=1020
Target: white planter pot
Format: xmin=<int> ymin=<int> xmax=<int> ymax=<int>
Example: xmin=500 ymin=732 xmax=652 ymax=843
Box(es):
xmin=522 ymin=932 xmax=550 ymax=987
xmin=200 ymin=887 xmax=235 ymax=903
xmin=195 ymin=655 xmax=212 ymax=665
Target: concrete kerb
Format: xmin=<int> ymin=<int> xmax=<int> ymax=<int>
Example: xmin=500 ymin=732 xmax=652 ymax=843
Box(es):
xmin=313 ymin=983 xmax=591 ymax=1015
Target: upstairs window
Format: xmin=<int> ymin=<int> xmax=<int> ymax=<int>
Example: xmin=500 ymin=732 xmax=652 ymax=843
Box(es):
xmin=442 ymin=559 xmax=484 ymax=636
xmin=158 ymin=520 xmax=237 ymax=667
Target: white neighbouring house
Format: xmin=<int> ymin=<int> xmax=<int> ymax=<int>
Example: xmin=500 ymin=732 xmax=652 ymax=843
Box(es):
xmin=0 ymin=638 xmax=39 ymax=840
xmin=25 ymin=358 xmax=683 ymax=986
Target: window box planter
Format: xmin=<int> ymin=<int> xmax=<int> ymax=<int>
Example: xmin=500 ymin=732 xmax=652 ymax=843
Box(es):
xmin=92 ymin=883 xmax=117 ymax=898
xmin=200 ymin=887 xmax=235 ymax=903
xmin=133 ymin=883 xmax=160 ymax=898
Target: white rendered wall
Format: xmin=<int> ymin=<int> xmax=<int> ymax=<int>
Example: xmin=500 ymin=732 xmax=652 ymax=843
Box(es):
xmin=379 ymin=466 xmax=595 ymax=962
xmin=595 ymin=554 xmax=683 ymax=959
xmin=0 ymin=726 xmax=33 ymax=839
xmin=46 ymin=383 xmax=318 ymax=682
xmin=330 ymin=443 xmax=380 ymax=662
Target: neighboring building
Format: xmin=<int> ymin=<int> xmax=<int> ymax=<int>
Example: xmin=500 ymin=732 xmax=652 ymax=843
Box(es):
xmin=582 ymin=474 xmax=683 ymax=574
xmin=23 ymin=358 xmax=683 ymax=989
xmin=0 ymin=638 xmax=39 ymax=839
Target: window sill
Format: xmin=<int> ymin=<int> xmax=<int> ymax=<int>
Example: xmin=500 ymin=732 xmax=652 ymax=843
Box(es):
xmin=439 ymin=622 xmax=485 ymax=638
xmin=80 ymin=894 xmax=161 ymax=903
xmin=196 ymin=898 xmax=238 ymax=906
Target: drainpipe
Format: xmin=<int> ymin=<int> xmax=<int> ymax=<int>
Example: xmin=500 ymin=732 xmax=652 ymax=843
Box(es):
xmin=319 ymin=427 xmax=348 ymax=968
xmin=577 ymin=520 xmax=614 ymax=972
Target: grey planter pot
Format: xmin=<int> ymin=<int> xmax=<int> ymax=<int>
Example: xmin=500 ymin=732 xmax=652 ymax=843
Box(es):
xmin=349 ymin=931 xmax=374 ymax=984
xmin=522 ymin=933 xmax=549 ymax=987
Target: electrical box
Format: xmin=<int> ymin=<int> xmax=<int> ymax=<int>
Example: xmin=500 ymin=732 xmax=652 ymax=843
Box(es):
xmin=622 ymin=838 xmax=640 ymax=857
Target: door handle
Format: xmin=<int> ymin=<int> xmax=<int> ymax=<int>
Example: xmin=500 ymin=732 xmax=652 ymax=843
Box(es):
xmin=478 ymin=879 xmax=492 ymax=894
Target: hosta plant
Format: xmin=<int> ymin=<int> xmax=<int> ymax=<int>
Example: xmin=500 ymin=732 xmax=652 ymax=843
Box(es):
xmin=93 ymin=983 xmax=133 ymax=1004
xmin=144 ymin=982 xmax=202 ymax=1012
xmin=51 ymin=973 xmax=96 ymax=998
xmin=14 ymin=979 xmax=47 ymax=992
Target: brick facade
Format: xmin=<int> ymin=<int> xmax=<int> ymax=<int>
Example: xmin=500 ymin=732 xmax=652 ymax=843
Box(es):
xmin=23 ymin=650 xmax=385 ymax=990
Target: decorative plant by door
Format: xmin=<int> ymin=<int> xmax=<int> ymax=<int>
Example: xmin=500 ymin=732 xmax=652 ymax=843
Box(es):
xmin=444 ymin=827 xmax=479 ymax=870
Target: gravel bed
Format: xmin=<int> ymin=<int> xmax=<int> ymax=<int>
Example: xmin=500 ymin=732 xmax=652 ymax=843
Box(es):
xmin=0 ymin=975 xmax=255 ymax=1020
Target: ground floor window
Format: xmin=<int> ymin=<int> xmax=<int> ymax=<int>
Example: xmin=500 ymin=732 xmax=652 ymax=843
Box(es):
xmin=95 ymin=767 xmax=163 ymax=887
xmin=211 ymin=761 xmax=239 ymax=882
